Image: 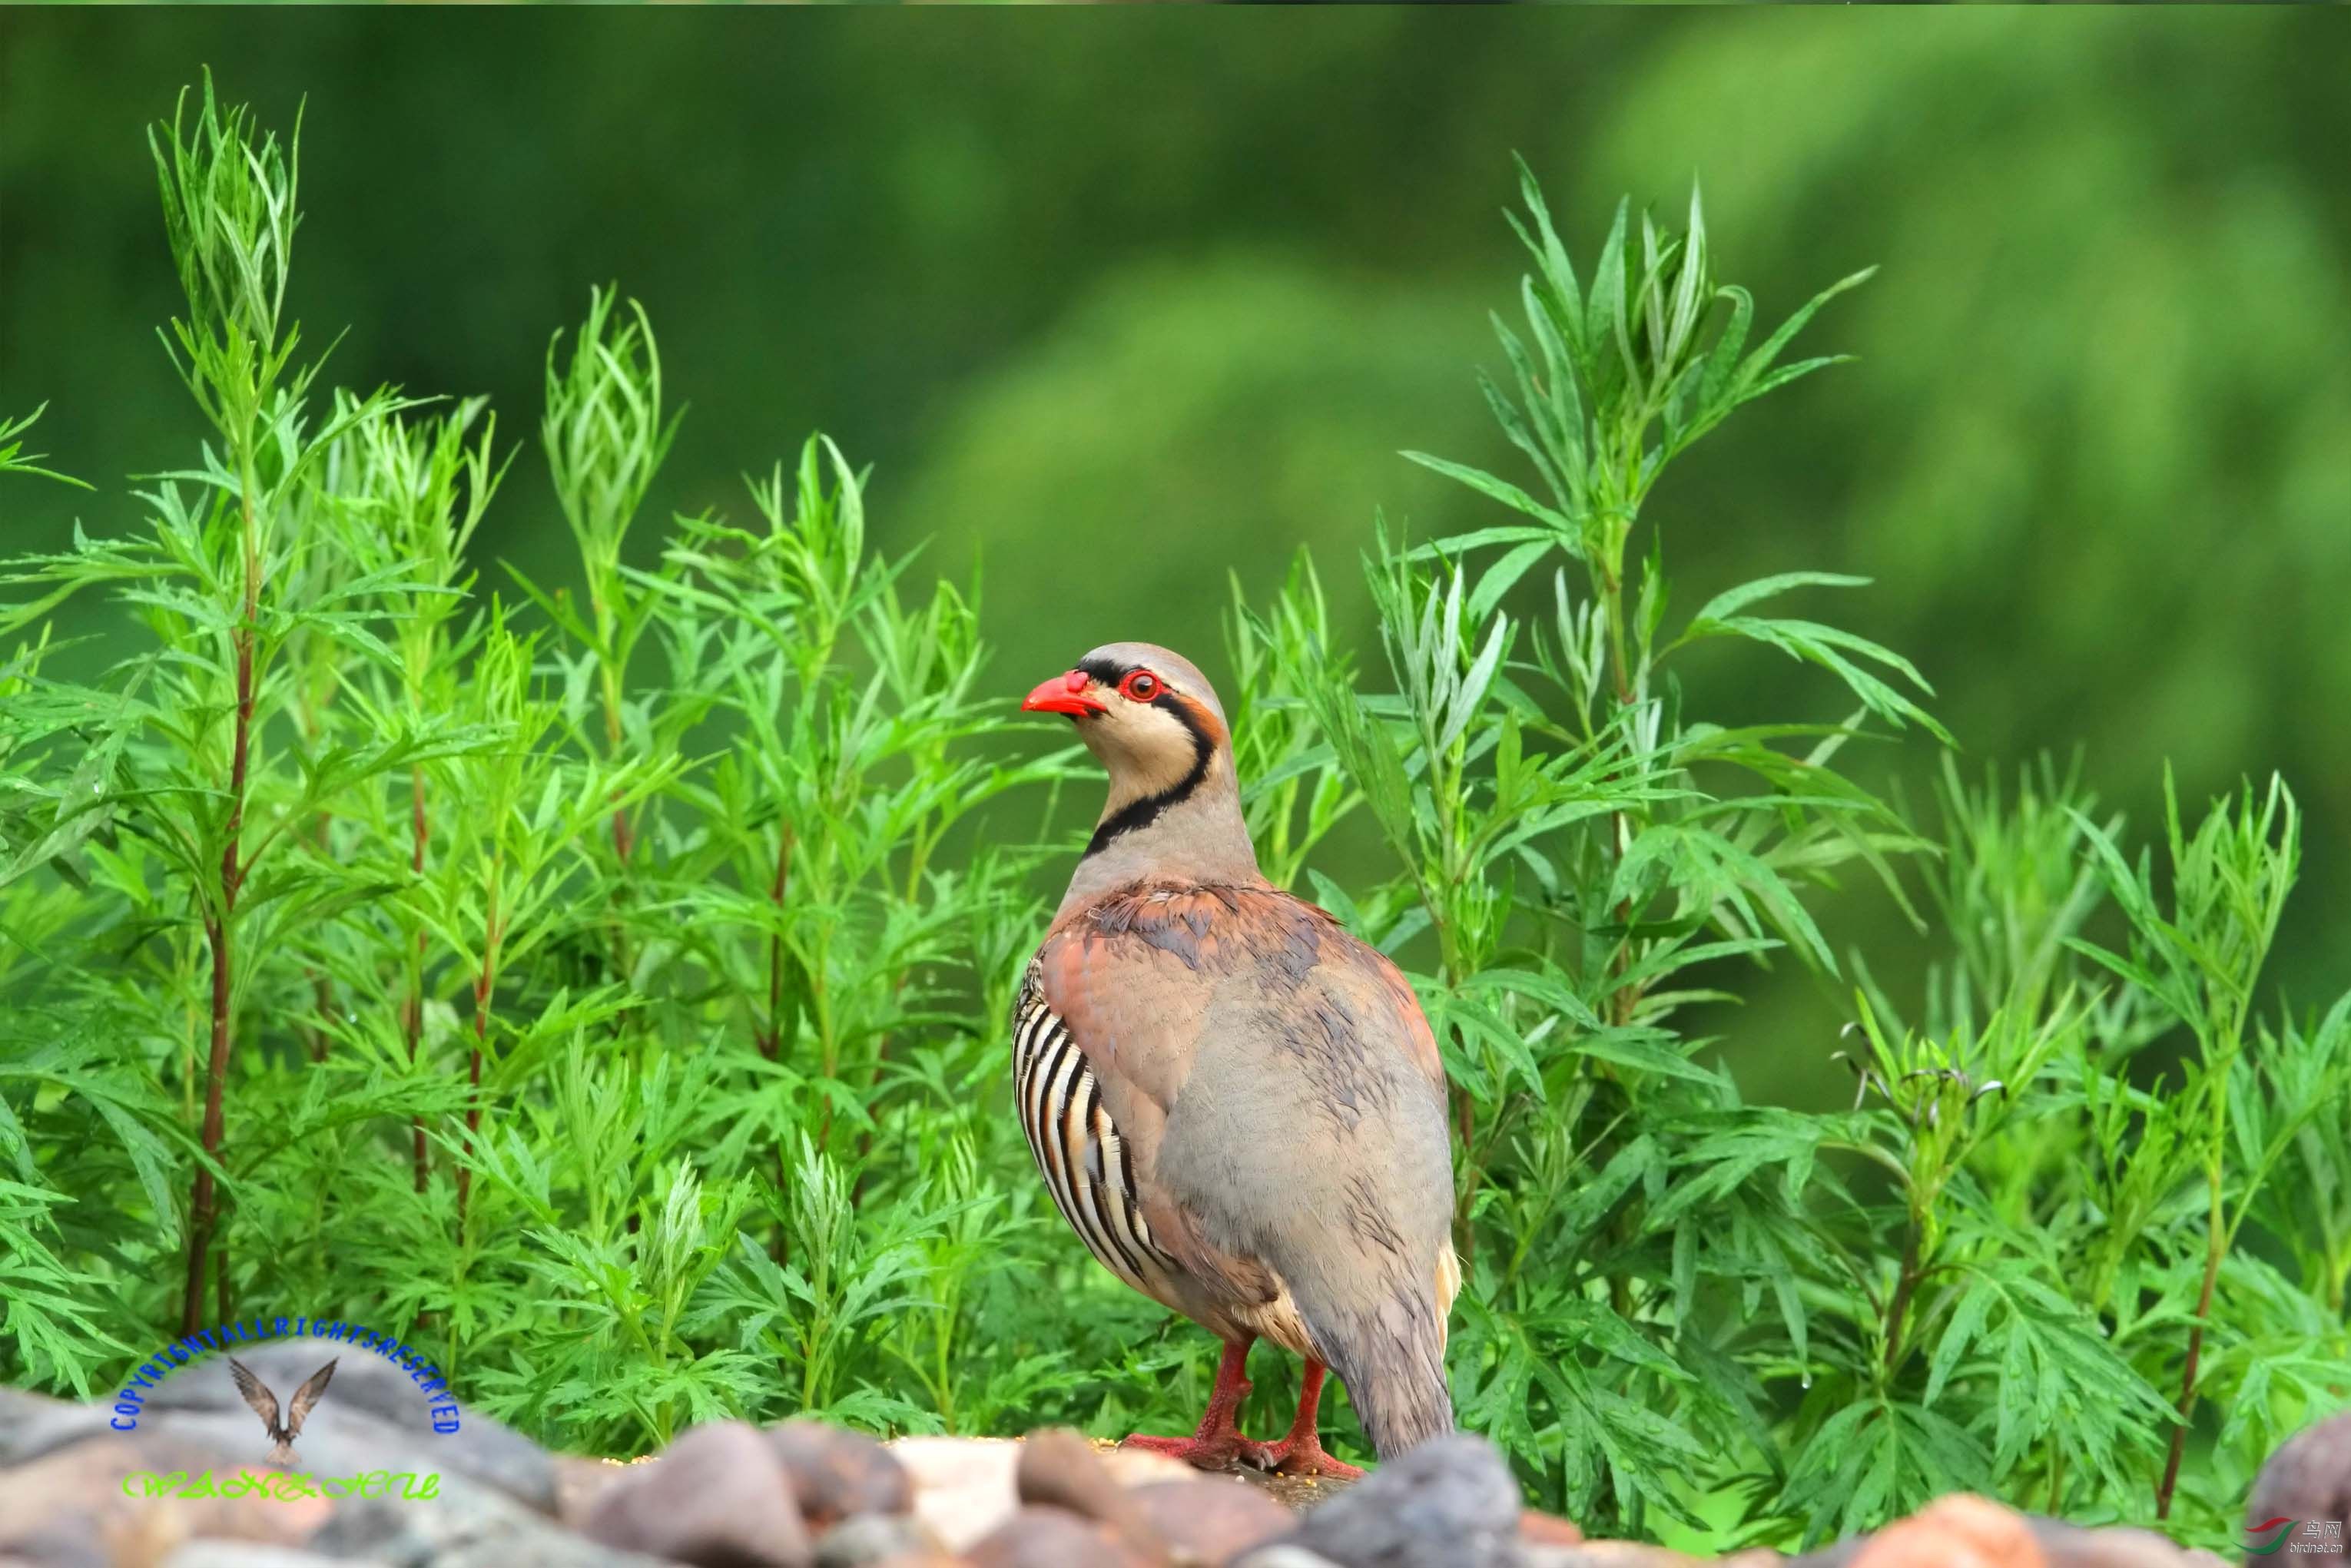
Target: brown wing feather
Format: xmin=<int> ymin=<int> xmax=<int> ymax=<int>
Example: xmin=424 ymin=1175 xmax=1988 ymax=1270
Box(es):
xmin=226 ymin=1356 xmax=280 ymax=1438
xmin=1035 ymin=882 xmax=1454 ymax=1370
xmin=284 ymin=1359 xmax=337 ymax=1438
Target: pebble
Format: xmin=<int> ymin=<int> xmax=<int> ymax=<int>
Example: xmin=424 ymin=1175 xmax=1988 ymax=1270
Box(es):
xmin=768 ymin=1420 xmax=915 ymax=1530
xmin=814 ymin=1512 xmax=951 ymax=1568
xmin=2247 ymin=1411 xmax=2351 ymax=1556
xmin=966 ymin=1504 xmax=1162 ymax=1568
xmin=582 ymin=1420 xmax=811 ymax=1568
xmin=1275 ymin=1433 xmax=1522 ymax=1568
xmin=1128 ymin=1477 xmax=1297 ymax=1566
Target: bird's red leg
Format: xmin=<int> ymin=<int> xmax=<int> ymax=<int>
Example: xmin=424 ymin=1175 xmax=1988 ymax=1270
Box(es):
xmin=1120 ymin=1338 xmax=1275 ymax=1470
xmin=1258 ymin=1360 xmax=1366 ymax=1480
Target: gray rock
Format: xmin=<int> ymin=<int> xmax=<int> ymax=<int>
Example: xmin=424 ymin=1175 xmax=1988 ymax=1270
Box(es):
xmin=0 ymin=1525 xmax=110 ymax=1568
xmin=166 ymin=1546 xmax=383 ymax=1568
xmin=1280 ymin=1434 xmax=1523 ymax=1568
xmin=0 ymin=1387 xmax=70 ymax=1431
xmin=583 ymin=1420 xmax=811 ymax=1568
xmin=812 ymin=1513 xmax=947 ymax=1568
xmin=135 ymin=1341 xmax=558 ymax=1515
xmin=307 ymin=1467 xmax=668 ymax=1568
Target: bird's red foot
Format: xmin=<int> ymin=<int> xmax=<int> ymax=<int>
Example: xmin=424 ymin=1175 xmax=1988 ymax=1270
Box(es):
xmin=1258 ymin=1430 xmax=1365 ymax=1480
xmin=1122 ymin=1338 xmax=1275 ymax=1472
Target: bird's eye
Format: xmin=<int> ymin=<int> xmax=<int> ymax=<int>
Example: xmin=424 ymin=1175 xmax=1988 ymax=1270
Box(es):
xmin=1120 ymin=671 xmax=1160 ymax=702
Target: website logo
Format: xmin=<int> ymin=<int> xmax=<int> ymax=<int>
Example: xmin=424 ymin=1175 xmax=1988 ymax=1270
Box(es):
xmin=2249 ymin=1519 xmax=2301 ymax=1556
xmin=2248 ymin=1518 xmax=2346 ymax=1557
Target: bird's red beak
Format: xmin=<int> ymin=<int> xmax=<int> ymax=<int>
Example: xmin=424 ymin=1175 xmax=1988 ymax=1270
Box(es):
xmin=1022 ymin=668 xmax=1106 ymax=718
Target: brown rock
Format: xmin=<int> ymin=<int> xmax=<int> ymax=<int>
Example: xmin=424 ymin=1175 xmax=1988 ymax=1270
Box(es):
xmin=1516 ymin=1546 xmax=1705 ymax=1568
xmin=967 ymin=1504 xmax=1159 ymax=1568
xmin=556 ymin=1455 xmax=644 ymax=1528
xmin=1016 ymin=1428 xmax=1159 ymax=1554
xmin=1521 ymin=1509 xmax=1587 ymax=1546
xmin=1852 ymin=1495 xmax=2044 ymax=1568
xmin=0 ymin=1430 xmax=334 ymax=1568
xmin=767 ymin=1421 xmax=914 ymax=1530
xmin=1096 ymin=1445 xmax=1204 ymax=1490
xmin=813 ymin=1512 xmax=949 ymax=1568
xmin=2247 ymin=1413 xmax=2351 ymax=1568
xmin=583 ymin=1420 xmax=811 ymax=1568
xmin=2023 ymin=1520 xmax=2200 ymax=1568
xmin=1129 ymin=1477 xmax=1293 ymax=1566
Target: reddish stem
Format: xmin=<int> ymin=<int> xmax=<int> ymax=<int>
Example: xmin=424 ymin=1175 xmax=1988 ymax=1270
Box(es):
xmin=182 ymin=618 xmax=254 ymax=1335
xmin=456 ymin=898 xmax=501 ymax=1235
xmin=408 ymin=765 xmax=430 ymax=1192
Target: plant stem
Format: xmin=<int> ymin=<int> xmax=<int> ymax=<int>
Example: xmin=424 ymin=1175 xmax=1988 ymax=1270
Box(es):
xmin=757 ymin=824 xmax=794 ymax=1060
xmin=1599 ymin=557 xmax=1643 ymax=1029
xmin=2156 ymin=1165 xmax=2227 ymax=1520
xmin=182 ymin=467 xmax=260 ymax=1335
xmin=456 ymin=870 xmax=502 ymax=1235
xmin=759 ymin=823 xmax=794 ymax=1261
xmin=409 ymin=763 xmax=430 ymax=1192
xmin=1883 ymin=1216 xmax=1923 ymax=1374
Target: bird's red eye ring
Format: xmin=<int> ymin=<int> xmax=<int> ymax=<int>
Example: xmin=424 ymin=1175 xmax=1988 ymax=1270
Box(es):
xmin=1119 ymin=671 xmax=1160 ymax=702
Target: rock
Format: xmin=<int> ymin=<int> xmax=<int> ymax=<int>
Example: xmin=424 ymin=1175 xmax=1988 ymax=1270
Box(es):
xmin=1015 ymin=1428 xmax=1159 ymax=1557
xmin=2247 ymin=1414 xmax=2351 ymax=1568
xmin=582 ymin=1420 xmax=811 ymax=1568
xmin=138 ymin=1341 xmax=559 ymax=1516
xmin=1097 ymin=1447 xmax=1205 ymax=1490
xmin=0 ymin=1429 xmax=334 ymax=1566
xmin=165 ymin=1547 xmax=367 ymax=1568
xmin=967 ymin=1504 xmax=1161 ymax=1568
xmin=309 ymin=1474 xmax=671 ymax=1568
xmin=0 ymin=1387 xmax=70 ymax=1430
xmin=0 ymin=1523 xmax=111 ymax=1568
xmin=1852 ymin=1496 xmax=2044 ymax=1568
xmin=1277 ymin=1433 xmax=1522 ymax=1568
xmin=555 ymin=1456 xmax=643 ymax=1529
xmin=1129 ymin=1477 xmax=1295 ymax=1566
xmin=888 ymin=1437 xmax=1022 ymax=1553
xmin=812 ymin=1513 xmax=949 ymax=1568
xmin=1517 ymin=1547 xmax=1704 ymax=1568
xmin=2023 ymin=1520 xmax=2201 ymax=1568
xmin=1232 ymin=1550 xmax=1348 ymax=1568
xmin=767 ymin=1422 xmax=914 ymax=1530
xmin=1520 ymin=1510 xmax=1586 ymax=1547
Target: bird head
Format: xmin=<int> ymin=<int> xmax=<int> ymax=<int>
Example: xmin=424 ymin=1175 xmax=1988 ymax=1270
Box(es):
xmin=1022 ymin=642 xmax=1231 ymax=797
xmin=1023 ymin=642 xmax=1258 ymax=895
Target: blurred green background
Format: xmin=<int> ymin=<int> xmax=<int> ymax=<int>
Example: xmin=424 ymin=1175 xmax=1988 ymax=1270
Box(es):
xmin=5 ymin=8 xmax=2346 ymax=1092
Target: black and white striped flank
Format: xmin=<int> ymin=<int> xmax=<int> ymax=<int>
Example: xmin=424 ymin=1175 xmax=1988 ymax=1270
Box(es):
xmin=1011 ymin=964 xmax=1176 ymax=1298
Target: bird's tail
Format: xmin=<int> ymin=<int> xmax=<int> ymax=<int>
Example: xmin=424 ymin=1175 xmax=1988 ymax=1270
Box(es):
xmin=1309 ymin=1285 xmax=1454 ymax=1461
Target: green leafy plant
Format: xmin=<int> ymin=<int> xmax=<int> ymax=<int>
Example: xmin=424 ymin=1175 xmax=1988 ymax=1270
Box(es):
xmin=2 ymin=81 xmax=2343 ymax=1555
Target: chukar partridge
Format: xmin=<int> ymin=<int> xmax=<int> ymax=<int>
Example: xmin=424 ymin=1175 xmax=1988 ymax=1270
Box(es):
xmin=1016 ymin=642 xmax=1460 ymax=1477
